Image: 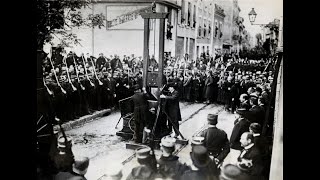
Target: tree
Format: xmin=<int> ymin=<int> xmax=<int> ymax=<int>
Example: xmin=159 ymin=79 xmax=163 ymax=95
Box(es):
xmin=36 ymin=0 xmax=105 ymax=80
xmin=36 ymin=0 xmax=105 ymax=50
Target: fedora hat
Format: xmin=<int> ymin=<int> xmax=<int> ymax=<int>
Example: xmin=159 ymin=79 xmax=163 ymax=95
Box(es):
xmin=190 ymin=146 xmax=211 ymax=168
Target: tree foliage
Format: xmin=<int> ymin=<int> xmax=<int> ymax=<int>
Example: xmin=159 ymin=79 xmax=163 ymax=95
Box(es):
xmin=36 ymin=0 xmax=105 ymax=50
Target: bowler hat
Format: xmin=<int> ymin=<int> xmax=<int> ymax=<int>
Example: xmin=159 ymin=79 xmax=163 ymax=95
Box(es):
xmin=220 ymin=164 xmax=242 ymax=180
xmin=160 ymin=136 xmax=176 ymax=148
xmin=190 ymin=146 xmax=211 ymax=168
xmin=136 ymin=147 xmax=151 ymax=159
xmin=72 ymin=156 xmax=90 ymax=175
xmin=207 ymin=114 xmax=218 ymax=125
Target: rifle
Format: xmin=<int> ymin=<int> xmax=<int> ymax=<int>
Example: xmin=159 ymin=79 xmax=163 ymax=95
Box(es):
xmin=81 ymin=55 xmax=95 ymax=87
xmin=72 ymin=55 xmax=85 ymax=91
xmin=62 ymin=56 xmax=77 ymax=92
xmin=48 ymin=51 xmax=67 ymax=94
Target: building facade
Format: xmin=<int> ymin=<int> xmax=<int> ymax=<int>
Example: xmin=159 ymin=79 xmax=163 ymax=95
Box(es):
xmin=50 ymin=0 xmax=180 ymax=61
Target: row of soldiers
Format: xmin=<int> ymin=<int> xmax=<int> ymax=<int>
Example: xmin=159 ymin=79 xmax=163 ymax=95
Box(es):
xmin=42 ymin=48 xmax=273 ymax=124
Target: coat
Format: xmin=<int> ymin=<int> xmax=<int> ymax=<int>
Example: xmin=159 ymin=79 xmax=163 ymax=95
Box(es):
xmin=204 ymin=75 xmax=214 ymax=99
xmin=164 ymin=90 xmax=182 ymax=122
xmin=126 ymin=165 xmax=156 ymax=180
xmin=55 ymin=171 xmax=87 ymax=180
xmin=157 ymin=155 xmax=190 ymax=180
xmin=199 ymin=126 xmax=230 ymax=162
xmin=238 ymin=145 xmax=264 ymax=177
xmin=247 ymin=105 xmax=265 ymax=125
xmin=230 ymin=118 xmax=251 ymax=150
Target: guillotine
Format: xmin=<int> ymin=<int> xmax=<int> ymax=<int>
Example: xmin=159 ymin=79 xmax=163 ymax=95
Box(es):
xmin=122 ymin=5 xmax=188 ymax=150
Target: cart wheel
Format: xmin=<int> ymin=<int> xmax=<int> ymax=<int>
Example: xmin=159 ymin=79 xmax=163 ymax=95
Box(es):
xmin=128 ymin=117 xmax=136 ymax=132
xmin=36 ymin=114 xmax=53 ymax=150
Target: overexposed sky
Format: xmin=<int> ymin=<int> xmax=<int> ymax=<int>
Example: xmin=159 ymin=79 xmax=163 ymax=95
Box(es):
xmin=238 ymin=0 xmax=283 ymax=37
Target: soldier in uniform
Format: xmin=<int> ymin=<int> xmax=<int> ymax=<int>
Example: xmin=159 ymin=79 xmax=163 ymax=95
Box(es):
xmin=199 ymin=114 xmax=230 ymax=166
xmin=157 ymin=136 xmax=190 ymax=180
xmin=55 ymin=156 xmax=90 ymax=180
xmin=126 ymin=147 xmax=158 ymax=180
xmin=181 ymin=145 xmax=219 ymax=180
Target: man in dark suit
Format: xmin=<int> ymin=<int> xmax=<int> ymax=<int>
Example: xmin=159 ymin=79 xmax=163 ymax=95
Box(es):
xmin=230 ymin=109 xmax=251 ymax=150
xmin=160 ymin=83 xmax=182 ymax=138
xmin=238 ymin=132 xmax=264 ymax=179
xmin=131 ymin=85 xmax=152 ymax=143
xmin=246 ymin=96 xmax=265 ymax=125
xmin=199 ymin=114 xmax=230 ymax=165
xmin=55 ymin=156 xmax=89 ymax=180
xmin=249 ymin=123 xmax=271 ymax=179
xmin=239 ymin=93 xmax=251 ymax=110
xmin=95 ymin=53 xmax=107 ymax=71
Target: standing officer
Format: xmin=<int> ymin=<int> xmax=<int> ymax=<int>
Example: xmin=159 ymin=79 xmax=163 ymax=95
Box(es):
xmin=160 ymin=83 xmax=182 ymax=138
xmin=131 ymin=85 xmax=152 ymax=143
xmin=199 ymin=114 xmax=230 ymax=166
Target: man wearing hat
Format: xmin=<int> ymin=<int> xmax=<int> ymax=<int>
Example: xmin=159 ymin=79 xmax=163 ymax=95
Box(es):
xmin=126 ymin=147 xmax=158 ymax=180
xmin=55 ymin=156 xmax=90 ymax=180
xmin=199 ymin=114 xmax=230 ymax=165
xmin=53 ymin=135 xmax=75 ymax=172
xmin=181 ymin=145 xmax=219 ymax=180
xmin=157 ymin=136 xmax=190 ymax=179
xmin=160 ymin=83 xmax=182 ymax=138
xmin=249 ymin=123 xmax=271 ymax=179
xmin=230 ymin=109 xmax=251 ymax=151
xmin=131 ymin=85 xmax=152 ymax=143
xmin=246 ymin=97 xmax=265 ymax=125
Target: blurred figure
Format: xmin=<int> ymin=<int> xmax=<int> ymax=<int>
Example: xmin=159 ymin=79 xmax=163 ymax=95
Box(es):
xmin=55 ymin=156 xmax=90 ymax=180
xmin=182 ymin=145 xmax=219 ymax=180
xmin=230 ymin=109 xmax=250 ymax=151
xmin=157 ymin=136 xmax=190 ymax=180
xmin=126 ymin=147 xmax=157 ymax=180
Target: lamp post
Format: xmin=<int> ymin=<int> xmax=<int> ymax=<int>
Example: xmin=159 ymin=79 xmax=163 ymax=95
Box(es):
xmin=248 ymin=8 xmax=268 ymax=26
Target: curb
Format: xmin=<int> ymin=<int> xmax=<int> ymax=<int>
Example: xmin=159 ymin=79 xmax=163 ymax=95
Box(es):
xmin=55 ymin=108 xmax=112 ymax=131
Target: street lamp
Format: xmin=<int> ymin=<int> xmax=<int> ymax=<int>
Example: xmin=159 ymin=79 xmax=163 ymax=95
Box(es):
xmin=248 ymin=8 xmax=267 ymax=26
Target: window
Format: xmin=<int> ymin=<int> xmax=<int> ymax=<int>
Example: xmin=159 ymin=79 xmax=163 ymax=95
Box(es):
xmin=193 ymin=5 xmax=196 ymax=28
xmin=181 ymin=0 xmax=185 ymax=24
xmin=215 ymin=20 xmax=218 ymax=38
xmin=219 ymin=22 xmax=223 ymax=38
xmin=187 ymin=2 xmax=191 ymax=26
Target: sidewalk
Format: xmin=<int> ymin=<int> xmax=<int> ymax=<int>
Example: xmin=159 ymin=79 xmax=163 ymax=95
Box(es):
xmin=54 ymin=108 xmax=112 ymax=131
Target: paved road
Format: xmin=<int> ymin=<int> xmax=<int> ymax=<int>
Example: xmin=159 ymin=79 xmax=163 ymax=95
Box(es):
xmin=66 ymin=102 xmax=238 ymax=180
